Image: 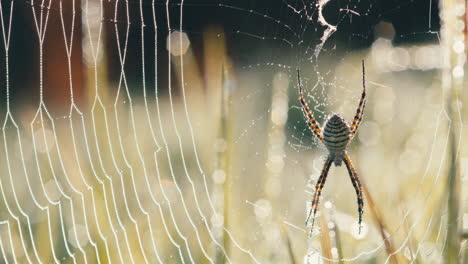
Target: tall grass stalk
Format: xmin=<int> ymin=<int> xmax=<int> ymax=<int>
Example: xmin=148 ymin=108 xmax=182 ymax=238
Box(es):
xmin=263 ymin=72 xmax=289 ymax=261
xmin=264 ymin=72 xmax=289 ymax=202
xmin=280 ymin=222 xmax=297 ymax=264
xmin=440 ymin=0 xmax=465 ymax=263
xmin=218 ymin=65 xmax=233 ymax=263
xmin=199 ymin=25 xmax=230 ymax=263
xmin=331 ymin=220 xmax=343 ymax=264
xmin=82 ymin=0 xmax=110 ymax=108
xmin=319 ymin=213 xmax=333 ymax=263
xmin=361 ymin=180 xmax=399 ymax=264
xmin=402 ymin=210 xmax=420 ymax=264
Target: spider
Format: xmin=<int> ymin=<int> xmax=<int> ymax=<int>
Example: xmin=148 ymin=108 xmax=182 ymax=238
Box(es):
xmin=298 ymin=60 xmax=366 ymax=234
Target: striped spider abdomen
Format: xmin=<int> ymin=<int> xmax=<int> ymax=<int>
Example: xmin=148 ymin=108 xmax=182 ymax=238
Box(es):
xmin=323 ymin=114 xmax=350 ymax=166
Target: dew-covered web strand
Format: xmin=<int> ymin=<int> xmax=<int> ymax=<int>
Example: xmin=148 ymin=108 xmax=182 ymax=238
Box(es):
xmin=3 ymin=106 xmax=47 ymax=263
xmin=110 ymin=1 xmax=161 ymax=263
xmin=110 ymin=0 xmax=182 ymax=262
xmin=0 ymin=221 xmax=13 ymax=264
xmin=0 ymin=189 xmax=25 ymax=263
xmin=218 ymin=2 xmax=300 ymax=44
xmin=124 ymin=0 xmax=234 ymax=260
xmin=58 ymin=0 xmax=102 ymax=260
xmin=142 ymin=1 xmax=217 ymax=262
xmin=386 ymin=110 xmax=452 ymax=261
xmin=116 ymin=0 xmax=228 ymax=262
xmin=429 ymin=213 xmax=447 ymax=257
xmin=1 ymin=129 xmax=41 ymax=264
xmin=148 ymin=2 xmax=196 ymax=263
xmin=86 ymin=1 xmax=147 ymax=262
xmin=132 ymin=1 xmax=174 ymax=263
xmin=90 ymin=55 xmax=135 ymax=263
xmin=0 ymin=224 xmax=7 ymax=264
xmin=192 ymin=2 xmax=297 ymax=47
xmin=1 ymin=1 xmax=49 ymax=263
xmin=140 ymin=0 xmax=161 ymax=153
xmin=30 ymin=48 xmax=77 ymax=264
xmin=81 ymin=1 xmax=132 ymax=262
xmin=408 ymin=214 xmax=438 ymax=264
xmin=135 ymin=0 xmax=193 ymax=262
xmin=1 ymin=221 xmax=19 ymax=263
xmin=218 ymin=3 xmax=300 ymax=39
xmin=373 ymin=99 xmax=455 ymax=262
xmin=86 ymin=3 xmax=140 ymax=264
xmin=0 ymin=0 xmax=12 ymax=113
xmin=30 ymin=1 xmax=84 ymax=262
xmin=58 ymin=0 xmax=110 ymax=262
xmin=0 ymin=1 xmax=40 ymax=263
xmin=385 ymin=208 xmax=437 ymax=264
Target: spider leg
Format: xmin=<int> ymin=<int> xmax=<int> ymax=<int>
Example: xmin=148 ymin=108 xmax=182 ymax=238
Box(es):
xmin=349 ymin=60 xmax=367 ymax=139
xmin=343 ymin=154 xmax=364 ymax=233
xmin=306 ymin=157 xmax=333 ymax=231
xmin=297 ymin=69 xmax=324 ymax=143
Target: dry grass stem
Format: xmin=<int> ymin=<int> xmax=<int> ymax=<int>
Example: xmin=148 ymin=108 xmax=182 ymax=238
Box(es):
xmin=319 ymin=212 xmax=333 ymax=264
xmin=361 ymin=179 xmax=399 ymax=264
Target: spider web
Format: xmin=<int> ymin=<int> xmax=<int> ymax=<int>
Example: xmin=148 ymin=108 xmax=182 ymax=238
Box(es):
xmin=0 ymin=0 xmax=465 ymax=263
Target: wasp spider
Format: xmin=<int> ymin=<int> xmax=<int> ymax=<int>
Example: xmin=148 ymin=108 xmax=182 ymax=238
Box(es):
xmin=298 ymin=61 xmax=366 ymax=234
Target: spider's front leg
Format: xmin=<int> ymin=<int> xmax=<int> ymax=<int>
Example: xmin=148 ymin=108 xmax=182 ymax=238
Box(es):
xmin=297 ymin=70 xmax=324 ymax=143
xmin=306 ymin=157 xmax=333 ymax=231
xmin=349 ymin=60 xmax=367 ymax=139
xmin=343 ymin=154 xmax=364 ymax=233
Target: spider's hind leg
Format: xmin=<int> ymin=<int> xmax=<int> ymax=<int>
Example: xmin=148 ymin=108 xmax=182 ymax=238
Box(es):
xmin=306 ymin=157 xmax=333 ymax=232
xmin=343 ymin=154 xmax=364 ymax=233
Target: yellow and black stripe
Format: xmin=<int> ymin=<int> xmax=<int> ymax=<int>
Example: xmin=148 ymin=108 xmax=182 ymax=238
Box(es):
xmin=297 ymin=70 xmax=324 ymax=142
xmin=323 ymin=114 xmax=350 ymax=152
xmin=343 ymin=154 xmax=364 ymax=233
xmin=350 ymin=60 xmax=367 ymax=138
xmin=306 ymin=157 xmax=333 ymax=227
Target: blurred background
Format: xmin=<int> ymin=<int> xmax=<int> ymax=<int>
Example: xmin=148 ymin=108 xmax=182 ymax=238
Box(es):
xmin=0 ymin=0 xmax=466 ymax=263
